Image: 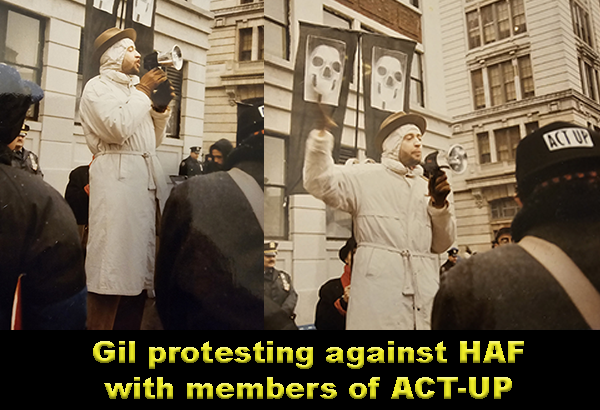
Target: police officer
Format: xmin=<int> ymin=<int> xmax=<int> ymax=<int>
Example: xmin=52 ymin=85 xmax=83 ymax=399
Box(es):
xmin=264 ymin=242 xmax=298 ymax=330
xmin=439 ymin=247 xmax=459 ymax=276
xmin=8 ymin=123 xmax=43 ymax=177
xmin=179 ymin=146 xmax=203 ymax=177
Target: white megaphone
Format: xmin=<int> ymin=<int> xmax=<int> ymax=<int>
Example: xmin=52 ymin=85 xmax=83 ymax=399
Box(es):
xmin=144 ymin=45 xmax=183 ymax=71
xmin=422 ymin=144 xmax=468 ymax=179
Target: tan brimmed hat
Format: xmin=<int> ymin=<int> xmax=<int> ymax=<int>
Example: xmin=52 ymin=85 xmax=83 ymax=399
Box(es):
xmin=375 ymin=111 xmax=427 ymax=152
xmin=92 ymin=27 xmax=137 ymax=63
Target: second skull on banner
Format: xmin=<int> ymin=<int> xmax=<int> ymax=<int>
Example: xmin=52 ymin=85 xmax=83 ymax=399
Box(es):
xmin=370 ymin=46 xmax=408 ymax=113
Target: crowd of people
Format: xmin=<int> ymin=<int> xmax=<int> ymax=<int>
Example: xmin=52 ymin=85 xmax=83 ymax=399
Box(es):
xmin=3 ymin=26 xmax=599 ymax=330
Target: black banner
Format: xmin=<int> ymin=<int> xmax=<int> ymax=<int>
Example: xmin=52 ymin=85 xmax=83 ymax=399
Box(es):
xmin=361 ymin=33 xmax=416 ymax=160
xmin=83 ymin=0 xmax=123 ymax=85
xmin=287 ymin=22 xmax=358 ymax=195
xmin=124 ymin=0 xmax=157 ymax=77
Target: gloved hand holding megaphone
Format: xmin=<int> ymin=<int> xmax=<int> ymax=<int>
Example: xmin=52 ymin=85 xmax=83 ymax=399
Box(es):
xmin=139 ymin=45 xmax=183 ymax=112
xmin=422 ymin=144 xmax=468 ymax=208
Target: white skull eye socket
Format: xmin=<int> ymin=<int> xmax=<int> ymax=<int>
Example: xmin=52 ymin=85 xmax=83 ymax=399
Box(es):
xmin=312 ymin=56 xmax=324 ymax=67
xmin=377 ymin=66 xmax=387 ymax=76
xmin=394 ymin=72 xmax=403 ymax=82
xmin=332 ymin=61 xmax=341 ymax=73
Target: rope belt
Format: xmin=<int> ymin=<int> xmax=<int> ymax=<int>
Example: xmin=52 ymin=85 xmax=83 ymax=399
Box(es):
xmin=94 ymin=150 xmax=157 ymax=190
xmin=359 ymin=242 xmax=436 ymax=296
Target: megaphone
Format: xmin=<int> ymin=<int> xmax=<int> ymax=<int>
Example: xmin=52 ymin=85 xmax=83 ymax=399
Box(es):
xmin=143 ymin=45 xmax=183 ymax=71
xmin=422 ymin=144 xmax=468 ymax=179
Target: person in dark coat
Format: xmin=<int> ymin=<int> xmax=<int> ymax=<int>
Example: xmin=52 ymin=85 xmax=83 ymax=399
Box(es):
xmin=0 ymin=63 xmax=86 ymax=330
xmin=264 ymin=241 xmax=298 ymax=330
xmin=7 ymin=123 xmax=43 ymax=177
xmin=155 ymin=102 xmax=264 ymax=330
xmin=439 ymin=247 xmax=459 ymax=277
xmin=64 ymin=162 xmax=91 ymax=254
xmin=314 ymin=237 xmax=356 ymax=330
xmin=432 ymin=121 xmax=600 ymax=330
xmin=203 ymin=138 xmax=233 ymax=174
xmin=178 ymin=146 xmax=203 ymax=177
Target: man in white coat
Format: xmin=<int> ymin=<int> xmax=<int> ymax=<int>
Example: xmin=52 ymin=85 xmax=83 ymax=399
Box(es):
xmin=80 ymin=27 xmax=172 ymax=329
xmin=303 ymin=111 xmax=456 ymax=330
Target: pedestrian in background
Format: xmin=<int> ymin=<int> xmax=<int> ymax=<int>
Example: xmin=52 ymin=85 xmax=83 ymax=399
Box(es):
xmin=314 ymin=237 xmax=356 ymax=330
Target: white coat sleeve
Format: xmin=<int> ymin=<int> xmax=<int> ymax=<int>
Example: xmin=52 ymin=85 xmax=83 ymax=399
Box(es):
xmin=303 ymin=129 xmax=356 ymax=213
xmin=150 ymin=107 xmax=171 ymax=148
xmin=80 ymin=81 xmax=152 ymax=145
xmin=428 ymin=197 xmax=457 ymax=254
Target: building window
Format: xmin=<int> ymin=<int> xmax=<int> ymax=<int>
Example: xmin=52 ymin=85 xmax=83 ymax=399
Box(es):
xmin=466 ymin=0 xmax=527 ymax=50
xmin=165 ymin=66 xmax=183 ymax=138
xmin=265 ymin=134 xmax=287 ymax=238
xmin=518 ymin=56 xmax=534 ymax=98
xmin=467 ymin=10 xmax=481 ymax=49
xmin=323 ymin=8 xmax=352 ymax=29
xmin=471 ymin=69 xmax=486 ymax=109
xmin=477 ymin=132 xmax=491 ymax=164
xmin=571 ymin=1 xmax=593 ymax=47
xmin=238 ymin=27 xmax=253 ymax=61
xmin=579 ymin=58 xmax=599 ymax=103
xmin=241 ymin=0 xmax=254 ymax=4
xmin=265 ymin=0 xmax=289 ymax=60
xmin=525 ymin=121 xmax=539 ymax=135
xmin=490 ymin=197 xmax=519 ymax=220
xmin=494 ymin=125 xmax=520 ymax=162
xmin=410 ymin=0 xmax=420 ymax=8
xmin=0 ymin=5 xmax=45 ymax=120
xmin=471 ymin=55 xmax=534 ymax=109
xmin=258 ymin=26 xmax=264 ymax=61
xmin=489 ymin=60 xmax=516 ymax=106
xmin=410 ymin=52 xmax=424 ymax=108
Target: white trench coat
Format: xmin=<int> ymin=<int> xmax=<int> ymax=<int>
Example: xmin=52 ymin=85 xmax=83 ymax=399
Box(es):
xmin=303 ymin=130 xmax=456 ymax=329
xmin=80 ymin=41 xmax=170 ymax=295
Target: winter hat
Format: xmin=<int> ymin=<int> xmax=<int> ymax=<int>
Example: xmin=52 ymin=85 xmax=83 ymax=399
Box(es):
xmin=0 ymin=64 xmax=44 ymax=144
xmin=516 ymin=121 xmax=600 ymax=199
xmin=375 ymin=111 xmax=426 ymax=153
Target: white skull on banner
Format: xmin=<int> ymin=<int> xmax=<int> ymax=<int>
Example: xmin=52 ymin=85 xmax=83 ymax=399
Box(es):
xmin=304 ymin=43 xmax=343 ymax=106
xmin=371 ymin=53 xmax=405 ymax=112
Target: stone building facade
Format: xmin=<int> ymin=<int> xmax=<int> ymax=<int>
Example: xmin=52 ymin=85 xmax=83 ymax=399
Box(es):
xmin=439 ymin=0 xmax=600 ymax=253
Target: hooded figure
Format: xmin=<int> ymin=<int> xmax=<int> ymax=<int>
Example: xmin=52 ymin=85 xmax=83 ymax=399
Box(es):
xmin=303 ymin=111 xmax=456 ymax=330
xmin=203 ymin=138 xmax=234 ymax=174
xmin=0 ymin=64 xmax=86 ymax=329
xmin=80 ymin=28 xmax=171 ymax=329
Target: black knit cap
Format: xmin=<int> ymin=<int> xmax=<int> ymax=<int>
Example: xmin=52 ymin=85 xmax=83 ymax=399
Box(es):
xmin=0 ymin=64 xmax=44 ymax=144
xmin=515 ymin=121 xmax=600 ymax=198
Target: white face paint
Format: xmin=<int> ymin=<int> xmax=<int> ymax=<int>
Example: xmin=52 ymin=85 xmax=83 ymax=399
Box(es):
xmin=304 ymin=43 xmax=343 ymax=106
xmin=371 ymin=52 xmax=406 ymax=112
